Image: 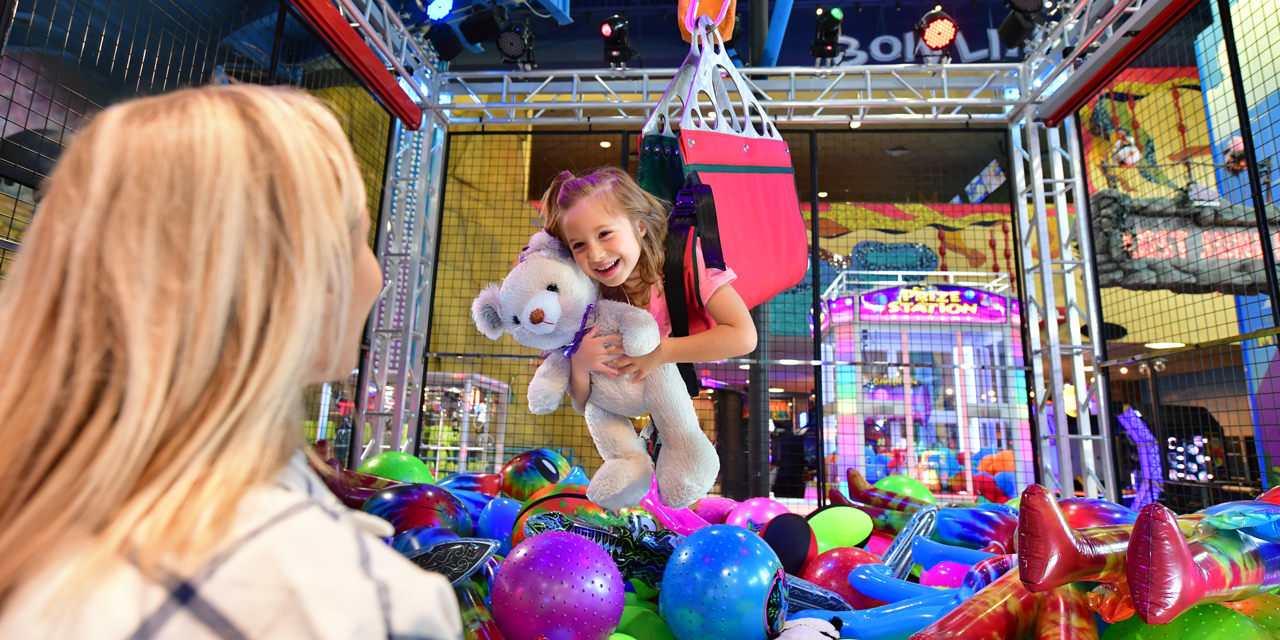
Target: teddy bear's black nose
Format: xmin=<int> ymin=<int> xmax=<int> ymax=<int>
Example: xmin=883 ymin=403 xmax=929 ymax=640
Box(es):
xmin=530 ymin=309 xmax=546 ymax=324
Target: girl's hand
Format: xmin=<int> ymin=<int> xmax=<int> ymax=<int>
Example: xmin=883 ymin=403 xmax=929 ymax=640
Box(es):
xmin=612 ymin=340 xmax=667 ymax=383
xmin=572 ymin=326 xmax=624 ymax=376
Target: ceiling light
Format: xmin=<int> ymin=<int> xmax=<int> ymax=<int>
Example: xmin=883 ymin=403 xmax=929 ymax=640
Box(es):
xmin=817 ymin=191 xmax=828 ymax=198
xmin=886 ymin=146 xmax=910 ymax=157
xmin=779 ymin=359 xmax=803 ymax=365
xmin=601 ymin=15 xmax=635 ymax=65
xmin=916 ymin=7 xmax=957 ymax=50
xmin=1083 ymin=365 xmax=1094 ymax=371
xmin=426 ymin=0 xmax=454 ymax=21
xmin=811 ymin=6 xmax=844 ymax=58
xmin=849 ymin=120 xmax=862 ymax=129
xmin=600 ymin=140 xmax=612 ymax=148
xmin=769 ymin=388 xmax=785 ymax=393
xmin=739 ymin=364 xmax=751 ymax=370
xmin=1144 ymin=342 xmax=1186 ymax=349
xmin=945 ymin=388 xmax=954 ymax=395
xmin=1119 ymin=367 xmax=1129 ymax=374
xmin=496 ymin=21 xmax=533 ymax=64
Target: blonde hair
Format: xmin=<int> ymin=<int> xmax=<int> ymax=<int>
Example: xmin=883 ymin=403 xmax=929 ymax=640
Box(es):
xmin=538 ymin=166 xmax=668 ymax=306
xmin=0 ymin=85 xmax=366 ymax=602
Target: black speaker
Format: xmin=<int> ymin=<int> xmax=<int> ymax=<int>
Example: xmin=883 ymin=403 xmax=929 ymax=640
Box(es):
xmin=459 ymin=5 xmax=506 ymax=45
xmin=427 ymin=25 xmax=464 ymax=62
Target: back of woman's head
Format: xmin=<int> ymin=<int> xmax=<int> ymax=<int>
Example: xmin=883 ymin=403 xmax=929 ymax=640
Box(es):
xmin=0 ymin=85 xmax=366 ymax=600
xmin=538 ymin=166 xmax=668 ymax=293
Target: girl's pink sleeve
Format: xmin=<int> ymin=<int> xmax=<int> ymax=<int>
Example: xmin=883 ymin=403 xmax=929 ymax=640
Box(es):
xmin=695 ymin=243 xmax=737 ymax=306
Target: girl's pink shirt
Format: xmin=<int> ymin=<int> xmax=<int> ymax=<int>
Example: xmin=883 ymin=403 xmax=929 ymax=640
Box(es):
xmin=644 ymin=244 xmax=737 ymax=337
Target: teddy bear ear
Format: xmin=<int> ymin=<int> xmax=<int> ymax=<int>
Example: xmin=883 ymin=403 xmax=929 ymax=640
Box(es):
xmin=471 ymin=284 xmax=507 ymax=340
xmin=521 ymin=230 xmax=569 ymax=262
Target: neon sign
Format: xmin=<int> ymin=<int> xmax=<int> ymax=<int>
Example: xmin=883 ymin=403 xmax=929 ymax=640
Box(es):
xmin=859 ymin=286 xmax=1009 ymax=324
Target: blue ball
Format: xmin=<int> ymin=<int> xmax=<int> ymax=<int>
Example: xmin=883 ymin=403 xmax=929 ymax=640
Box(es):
xmin=476 ymin=497 xmax=522 ymax=556
xmin=448 ymin=488 xmax=493 ymax=529
xmin=659 ymin=525 xmax=788 ymax=640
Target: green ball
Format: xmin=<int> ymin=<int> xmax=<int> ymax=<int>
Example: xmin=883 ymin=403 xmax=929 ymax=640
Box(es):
xmin=610 ymin=635 xmax=638 ymax=640
xmin=1101 ymin=604 xmax=1273 ymax=640
xmin=617 ymin=605 xmax=676 ymax=640
xmin=357 ymin=452 xmax=434 ymax=484
xmin=807 ymin=505 xmax=873 ymax=553
xmin=873 ymin=474 xmax=936 ymax=505
xmin=1006 ymin=497 xmax=1021 ymax=509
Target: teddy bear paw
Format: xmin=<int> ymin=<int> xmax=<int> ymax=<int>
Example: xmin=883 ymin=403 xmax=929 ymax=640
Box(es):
xmin=586 ymin=456 xmax=653 ymax=511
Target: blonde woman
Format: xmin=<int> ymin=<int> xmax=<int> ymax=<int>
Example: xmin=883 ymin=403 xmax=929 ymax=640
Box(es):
xmin=0 ymin=86 xmax=462 ymax=639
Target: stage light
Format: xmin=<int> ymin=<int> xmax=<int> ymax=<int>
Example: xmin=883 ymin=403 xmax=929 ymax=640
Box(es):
xmin=601 ymin=15 xmax=635 ymax=65
xmin=459 ymin=5 xmax=506 ymax=45
xmin=811 ymin=6 xmax=844 ymax=58
xmin=916 ymin=6 xmax=957 ymax=50
xmin=426 ymin=0 xmax=453 ymax=21
xmin=427 ymin=25 xmax=465 ymax=62
xmin=496 ymin=21 xmax=533 ymax=64
xmin=1008 ymin=0 xmax=1044 ymax=12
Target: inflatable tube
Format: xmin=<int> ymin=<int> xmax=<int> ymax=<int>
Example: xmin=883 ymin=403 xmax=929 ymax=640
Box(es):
xmin=848 ymin=563 xmax=942 ymax=603
xmin=962 ymin=554 xmax=1017 ymax=597
xmin=1057 ymin=497 xmax=1138 ymax=528
xmin=1128 ymin=502 xmax=1280 ymax=625
xmin=933 ymin=506 xmax=1018 ymax=554
xmin=791 ymin=592 xmax=962 ymax=640
xmin=437 ymin=472 xmax=503 ymax=497
xmin=847 ymin=468 xmax=932 ymax=512
xmin=1017 ymin=485 xmax=1134 ymax=592
xmin=1198 ymin=502 xmax=1280 ymax=543
xmin=913 ymin=538 xmax=996 ymax=570
xmin=316 ymin=459 xmax=403 ymax=509
xmin=638 ymin=475 xmax=711 ymax=536
xmin=788 ymin=574 xmax=855 ymax=613
xmin=1035 ymin=584 xmax=1098 ymax=640
xmin=909 ymin=568 xmax=1041 ymax=640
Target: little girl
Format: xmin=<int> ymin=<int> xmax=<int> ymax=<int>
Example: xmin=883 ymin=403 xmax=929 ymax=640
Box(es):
xmin=538 ymin=166 xmax=757 ymax=414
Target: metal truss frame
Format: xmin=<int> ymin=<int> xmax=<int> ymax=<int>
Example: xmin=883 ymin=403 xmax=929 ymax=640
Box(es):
xmin=338 ymin=0 xmax=1145 ymax=496
xmin=1009 ymin=107 xmax=1117 ymax=501
xmin=435 ymin=64 xmax=1022 ymax=126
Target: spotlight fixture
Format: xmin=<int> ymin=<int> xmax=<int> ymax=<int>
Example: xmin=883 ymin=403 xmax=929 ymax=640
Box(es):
xmin=459 ymin=4 xmax=507 ymax=46
xmin=811 ymin=6 xmax=844 ymax=58
xmin=998 ymin=0 xmax=1045 ymax=50
xmin=427 ymin=25 xmax=465 ymax=62
xmin=601 ymin=15 xmax=635 ymax=66
xmin=496 ymin=21 xmax=534 ymax=65
xmin=426 ymin=0 xmax=453 ymax=21
xmin=916 ymin=6 xmax=957 ymax=51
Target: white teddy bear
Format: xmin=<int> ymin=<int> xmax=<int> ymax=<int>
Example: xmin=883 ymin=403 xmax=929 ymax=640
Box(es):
xmin=471 ymin=230 xmax=720 ymax=511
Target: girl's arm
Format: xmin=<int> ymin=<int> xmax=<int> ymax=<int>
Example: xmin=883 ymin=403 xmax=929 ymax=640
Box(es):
xmin=612 ymin=283 xmax=757 ymax=381
xmin=567 ymin=326 xmax=624 ymax=412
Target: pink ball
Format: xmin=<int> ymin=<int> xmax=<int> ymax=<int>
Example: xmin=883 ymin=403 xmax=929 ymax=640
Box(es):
xmin=491 ymin=531 xmax=625 ymax=640
xmin=691 ymin=496 xmax=739 ymax=525
xmin=865 ymin=532 xmax=894 ymax=557
xmin=724 ymin=497 xmax=791 ymax=534
xmin=920 ymin=561 xmax=968 ymax=588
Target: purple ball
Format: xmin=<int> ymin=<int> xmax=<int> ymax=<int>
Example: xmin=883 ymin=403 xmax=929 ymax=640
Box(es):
xmin=491 ymin=531 xmax=625 ymax=640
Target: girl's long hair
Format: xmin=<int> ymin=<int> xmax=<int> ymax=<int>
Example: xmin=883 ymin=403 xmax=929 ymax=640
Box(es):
xmin=0 ymin=85 xmax=366 ymax=603
xmin=538 ymin=166 xmax=668 ymax=306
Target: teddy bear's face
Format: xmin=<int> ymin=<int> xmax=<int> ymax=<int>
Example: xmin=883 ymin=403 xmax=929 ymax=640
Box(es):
xmin=472 ymin=251 xmax=600 ymax=352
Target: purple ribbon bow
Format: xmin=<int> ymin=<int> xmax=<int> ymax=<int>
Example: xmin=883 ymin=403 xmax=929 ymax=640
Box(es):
xmin=561 ymin=303 xmax=594 ymax=359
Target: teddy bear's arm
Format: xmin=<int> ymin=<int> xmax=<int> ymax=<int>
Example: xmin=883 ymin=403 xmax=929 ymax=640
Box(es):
xmin=527 ymin=351 xmax=572 ymax=415
xmin=614 ymin=304 xmax=661 ymax=357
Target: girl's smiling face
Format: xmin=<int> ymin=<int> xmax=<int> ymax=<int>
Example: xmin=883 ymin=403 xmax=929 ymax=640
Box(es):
xmin=560 ymin=191 xmax=646 ymax=291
